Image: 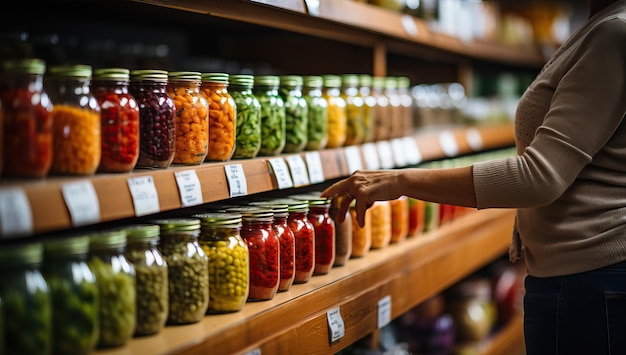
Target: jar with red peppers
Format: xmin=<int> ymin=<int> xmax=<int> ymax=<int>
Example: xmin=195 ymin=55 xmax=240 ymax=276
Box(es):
xmin=92 ymin=68 xmax=139 ymax=173
xmin=303 ymin=197 xmax=335 ymax=275
xmin=200 ymin=73 xmax=236 ymax=162
xmin=168 ymin=71 xmax=209 ymax=166
xmin=0 ymin=58 xmax=53 ymax=178
xmin=129 ymin=70 xmax=175 ymax=169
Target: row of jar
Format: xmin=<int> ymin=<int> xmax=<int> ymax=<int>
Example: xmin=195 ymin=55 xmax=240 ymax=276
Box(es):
xmin=0 ymin=58 xmax=415 ymax=179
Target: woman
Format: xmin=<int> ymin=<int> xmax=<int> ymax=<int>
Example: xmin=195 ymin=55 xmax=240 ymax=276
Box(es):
xmin=321 ymin=0 xmax=626 ymax=353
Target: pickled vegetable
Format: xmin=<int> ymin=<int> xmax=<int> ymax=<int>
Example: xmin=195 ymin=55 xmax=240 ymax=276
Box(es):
xmin=254 ymin=75 xmax=286 ymax=156
xmin=390 ymin=196 xmax=409 ymax=243
xmin=322 ymin=75 xmax=347 ymax=148
xmin=201 ymin=73 xmax=237 ymax=162
xmin=358 ymin=74 xmax=376 ymax=143
xmin=230 ymin=75 xmax=261 ymax=159
xmin=302 ymin=75 xmax=328 ymax=151
xmin=279 ymin=75 xmax=308 ymax=153
xmin=341 ymin=74 xmax=366 ymax=146
xmin=370 ymin=201 xmax=392 ymax=249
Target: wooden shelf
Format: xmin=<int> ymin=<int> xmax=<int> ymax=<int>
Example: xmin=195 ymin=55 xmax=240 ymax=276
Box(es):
xmin=94 ymin=208 xmax=516 ymax=355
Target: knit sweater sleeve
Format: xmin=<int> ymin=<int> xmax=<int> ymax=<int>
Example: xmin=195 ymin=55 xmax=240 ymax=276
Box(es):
xmin=473 ymin=16 xmax=626 ymax=209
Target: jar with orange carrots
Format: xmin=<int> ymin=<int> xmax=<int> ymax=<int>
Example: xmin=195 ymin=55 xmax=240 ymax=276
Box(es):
xmin=200 ymin=73 xmax=236 ymax=162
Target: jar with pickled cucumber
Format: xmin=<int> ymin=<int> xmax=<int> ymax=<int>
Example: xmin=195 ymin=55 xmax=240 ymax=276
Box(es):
xmin=230 ymin=74 xmax=262 ymax=159
xmin=350 ymin=202 xmax=372 ymax=258
xmin=200 ymin=73 xmax=237 ymax=162
xmin=341 ymin=74 xmax=366 ymax=146
xmin=129 ymin=69 xmax=176 ymax=169
xmin=254 ymin=75 xmax=286 ymax=156
xmin=302 ymin=75 xmax=328 ymax=151
xmin=167 ymin=71 xmax=209 ymax=165
xmin=358 ymin=74 xmax=376 ymax=143
xmin=0 ymin=58 xmax=53 ymax=178
xmin=43 ymin=236 xmax=99 ymax=354
xmin=0 ymin=241 xmax=52 ymax=355
xmin=47 ymin=64 xmax=101 ymax=175
xmin=88 ymin=229 xmax=136 ymax=348
xmin=153 ymin=218 xmax=209 ymax=324
xmin=322 ymin=75 xmax=347 ymax=148
xmin=92 ymin=68 xmax=140 ymax=173
xmin=370 ymin=201 xmax=392 ymax=249
xmin=385 ymin=76 xmax=403 ymax=139
xmin=273 ymin=198 xmax=315 ymax=283
xmin=329 ymin=195 xmax=352 ymax=266
xmin=125 ymin=224 xmax=169 ymax=336
xmin=194 ymin=212 xmax=249 ymax=313
xmin=397 ymin=76 xmax=415 ymax=136
xmin=372 ymin=76 xmax=391 ymax=141
xmin=279 ymin=75 xmax=308 ymax=153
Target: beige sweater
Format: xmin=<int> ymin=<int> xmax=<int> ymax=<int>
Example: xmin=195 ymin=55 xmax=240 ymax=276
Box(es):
xmin=472 ymin=1 xmax=626 ymax=277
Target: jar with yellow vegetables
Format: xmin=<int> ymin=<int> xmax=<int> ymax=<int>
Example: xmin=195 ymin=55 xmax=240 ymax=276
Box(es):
xmin=341 ymin=74 xmax=366 ymax=146
xmin=201 ymin=72 xmax=237 ymax=162
xmin=369 ymin=200 xmax=392 ymax=249
xmin=322 ymin=75 xmax=347 ymax=148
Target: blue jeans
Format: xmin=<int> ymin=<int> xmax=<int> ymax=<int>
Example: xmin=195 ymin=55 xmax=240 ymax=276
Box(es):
xmin=524 ymin=261 xmax=626 ymax=355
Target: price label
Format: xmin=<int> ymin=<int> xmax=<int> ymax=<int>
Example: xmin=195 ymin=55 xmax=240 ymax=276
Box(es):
xmin=286 ymin=155 xmax=310 ymax=188
xmin=127 ymin=176 xmax=160 ymax=216
xmin=344 ymin=145 xmax=363 ymax=174
xmin=402 ymin=136 xmax=423 ymax=165
xmin=61 ymin=181 xmax=101 ymax=226
xmin=305 ymin=0 xmax=320 ymax=16
xmin=0 ymin=188 xmax=33 ymax=237
xmin=401 ymin=14 xmax=419 ymax=37
xmin=243 ymin=349 xmax=261 ymax=355
xmin=268 ymin=158 xmax=294 ymax=189
xmin=466 ymin=128 xmax=484 ymax=151
xmin=305 ymin=151 xmax=325 ymax=184
xmin=326 ymin=306 xmax=345 ymax=343
xmin=377 ymin=295 xmax=392 ymax=329
xmin=376 ymin=140 xmax=395 ymax=169
xmin=224 ymin=164 xmax=248 ymax=197
xmin=391 ymin=138 xmax=408 ymax=167
xmin=439 ymin=130 xmax=459 ymax=157
xmin=361 ymin=143 xmax=380 ymax=170
xmin=174 ymin=170 xmax=203 ymax=207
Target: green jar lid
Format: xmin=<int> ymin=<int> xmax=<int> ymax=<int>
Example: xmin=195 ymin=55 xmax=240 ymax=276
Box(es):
xmin=249 ymin=202 xmax=289 ymax=216
xmin=3 ymin=58 xmax=46 ymax=75
xmin=49 ymin=64 xmax=92 ymax=78
xmin=226 ymin=206 xmax=273 ymax=220
xmin=322 ymin=75 xmax=342 ymax=88
xmin=151 ymin=218 xmax=201 ymax=232
xmin=44 ymin=235 xmax=90 ymax=257
xmin=168 ymin=71 xmax=201 ymax=82
xmin=341 ymin=74 xmax=360 ymax=87
xmin=279 ymin=75 xmax=303 ymax=87
xmin=229 ymin=74 xmax=254 ymax=87
xmin=201 ymin=72 xmax=229 ymax=84
xmin=130 ymin=69 xmax=168 ymax=82
xmin=290 ymin=193 xmax=330 ymax=206
xmin=303 ymin=75 xmax=323 ymax=88
xmin=373 ymin=76 xmax=386 ymax=89
xmin=93 ymin=68 xmax=130 ymax=81
xmin=384 ymin=76 xmax=398 ymax=89
xmin=254 ymin=75 xmax=280 ymax=87
xmin=358 ymin=74 xmax=373 ymax=87
xmin=125 ymin=224 xmax=160 ymax=242
xmin=193 ymin=212 xmax=243 ymax=226
xmin=0 ymin=242 xmax=43 ymax=265
xmin=89 ymin=229 xmax=127 ymax=249
xmin=397 ymin=76 xmax=411 ymax=88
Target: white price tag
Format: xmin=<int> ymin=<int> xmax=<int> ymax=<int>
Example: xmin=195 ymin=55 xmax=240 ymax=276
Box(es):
xmin=286 ymin=155 xmax=310 ymax=188
xmin=466 ymin=128 xmax=484 ymax=151
xmin=376 ymin=141 xmax=395 ymax=169
xmin=391 ymin=138 xmax=408 ymax=167
xmin=326 ymin=306 xmax=345 ymax=343
xmin=377 ymin=295 xmax=392 ymax=329
xmin=174 ymin=170 xmax=203 ymax=207
xmin=401 ymin=14 xmax=419 ymax=37
xmin=439 ymin=130 xmax=459 ymax=157
xmin=344 ymin=145 xmax=363 ymax=174
xmin=361 ymin=143 xmax=380 ymax=170
xmin=402 ymin=136 xmax=422 ymax=165
xmin=268 ymin=158 xmax=294 ymax=189
xmin=305 ymin=0 xmax=320 ymax=16
xmin=243 ymin=349 xmax=261 ymax=355
xmin=224 ymin=164 xmax=248 ymax=198
xmin=61 ymin=181 xmax=101 ymax=226
xmin=0 ymin=188 xmax=33 ymax=237
xmin=305 ymin=151 xmax=325 ymax=184
xmin=127 ymin=176 xmax=160 ymax=217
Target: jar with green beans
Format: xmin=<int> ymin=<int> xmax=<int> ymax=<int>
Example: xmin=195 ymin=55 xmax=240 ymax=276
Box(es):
xmin=0 ymin=241 xmax=52 ymax=355
xmin=302 ymin=75 xmax=328 ymax=151
xmin=230 ymin=74 xmax=262 ymax=159
xmin=88 ymin=229 xmax=136 ymax=348
xmin=43 ymin=236 xmax=99 ymax=355
xmin=322 ymin=75 xmax=347 ymax=148
xmin=194 ymin=212 xmax=250 ymax=313
xmin=153 ymin=218 xmax=209 ymax=324
xmin=254 ymin=75 xmax=286 ymax=156
xmin=125 ymin=224 xmax=169 ymax=336
xmin=279 ymin=75 xmax=308 ymax=153
xmin=358 ymin=74 xmax=377 ymax=143
xmin=341 ymin=74 xmax=366 ymax=146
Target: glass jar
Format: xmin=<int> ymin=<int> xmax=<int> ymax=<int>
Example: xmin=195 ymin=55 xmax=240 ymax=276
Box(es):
xmin=390 ymin=196 xmax=409 ymax=243
xmin=43 ymin=236 xmax=99 ymax=354
xmin=302 ymin=75 xmax=328 ymax=151
xmin=92 ymin=68 xmax=140 ymax=173
xmin=370 ymin=201 xmax=392 ymax=249
xmin=0 ymin=241 xmax=52 ymax=355
xmin=448 ymin=278 xmax=497 ymax=342
xmin=194 ymin=212 xmax=250 ymax=313
xmin=322 ymin=75 xmax=347 ymax=148
xmin=385 ymin=76 xmax=403 ymax=139
xmin=407 ymin=197 xmax=425 ymax=237
xmin=280 ymin=199 xmax=315 ymax=283
xmin=254 ymin=75 xmax=286 ymax=156
xmin=167 ymin=71 xmax=209 ymax=165
xmin=47 ymin=64 xmax=101 ymax=175
xmin=330 ymin=195 xmax=352 ymax=266
xmin=124 ymin=224 xmax=169 ymax=336
xmin=341 ymin=74 xmax=366 ymax=146
xmin=129 ymin=69 xmax=176 ymax=169
xmin=279 ymin=75 xmax=308 ymax=153
xmin=0 ymin=58 xmax=53 ymax=178
xmin=350 ymin=204 xmax=372 ymax=258
xmin=152 ymin=218 xmax=209 ymax=324
xmin=88 ymin=229 xmax=136 ymax=348
xmin=200 ymin=72 xmax=237 ymax=162
xmin=372 ymin=76 xmax=391 ymax=141
xmin=358 ymin=74 xmax=376 ymax=143
xmin=398 ymin=76 xmax=415 ymax=136
xmin=306 ymin=197 xmax=336 ymax=275
xmin=230 ymin=74 xmax=262 ymax=159
xmin=424 ymin=201 xmax=441 ymax=233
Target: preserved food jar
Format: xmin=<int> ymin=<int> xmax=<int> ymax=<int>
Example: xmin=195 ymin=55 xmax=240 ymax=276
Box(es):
xmin=200 ymin=72 xmax=236 ymax=162
xmin=302 ymin=75 xmax=328 ymax=151
xmin=330 ymin=195 xmax=352 ymax=266
xmin=390 ymin=196 xmax=409 ymax=243
xmin=350 ymin=202 xmax=372 ymax=258
xmin=254 ymin=75 xmax=286 ymax=156
xmin=277 ymin=199 xmax=315 ymax=283
xmin=341 ymin=74 xmax=366 ymax=146
xmin=0 ymin=241 xmax=52 ymax=355
xmin=152 ymin=218 xmax=209 ymax=324
xmin=448 ymin=278 xmax=497 ymax=342
xmin=47 ymin=64 xmax=101 ymax=175
xmin=372 ymin=76 xmax=391 ymax=141
xmin=370 ymin=201 xmax=392 ymax=249
xmin=1 ymin=58 xmax=53 ymax=178
xmin=88 ymin=229 xmax=136 ymax=348
xmin=167 ymin=71 xmax=209 ymax=165
xmin=385 ymin=76 xmax=403 ymax=139
xmin=397 ymin=76 xmax=415 ymax=136
xmin=43 ymin=236 xmax=99 ymax=354
xmin=407 ymin=197 xmax=425 ymax=237
xmin=230 ymin=74 xmax=262 ymax=159
xmin=304 ymin=197 xmax=335 ymax=275
xmin=358 ymin=74 xmax=376 ymax=143
xmin=322 ymin=75 xmax=347 ymax=148
xmin=129 ymin=69 xmax=176 ymax=169
xmin=92 ymin=68 xmax=140 ymax=173
xmin=279 ymin=75 xmax=308 ymax=153
xmin=424 ymin=201 xmax=441 ymax=232
xmin=194 ymin=212 xmax=250 ymax=313
xmin=124 ymin=224 xmax=169 ymax=336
